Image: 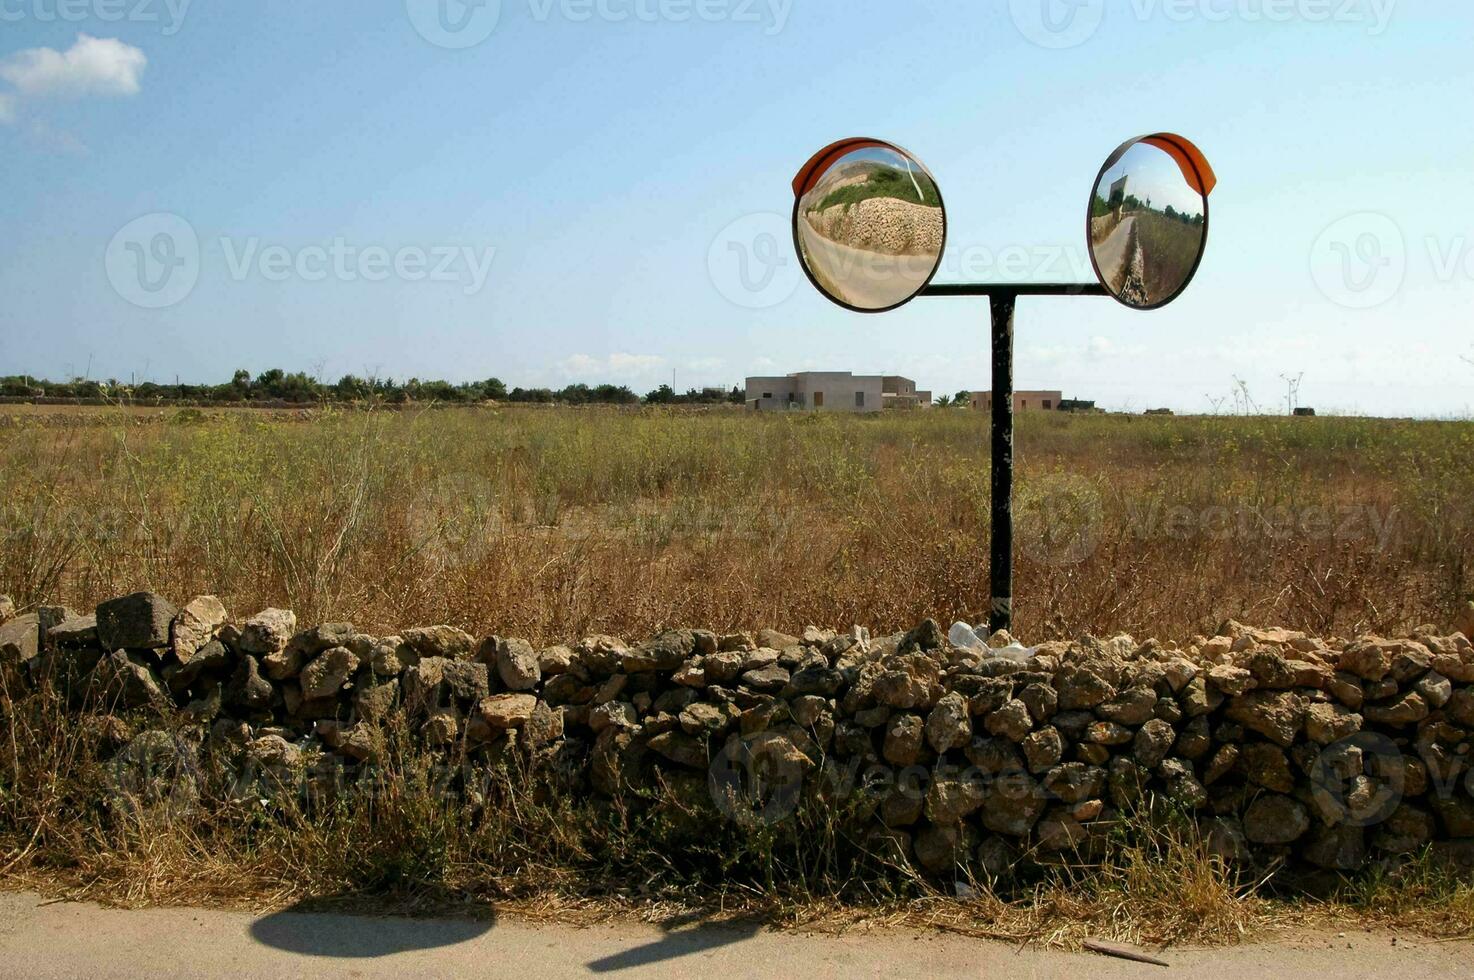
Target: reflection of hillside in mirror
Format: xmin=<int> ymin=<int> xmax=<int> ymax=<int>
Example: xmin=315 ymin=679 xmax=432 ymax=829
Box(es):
xmin=797 ymin=146 xmax=944 ymax=310
xmin=1089 ymin=141 xmax=1206 ymax=308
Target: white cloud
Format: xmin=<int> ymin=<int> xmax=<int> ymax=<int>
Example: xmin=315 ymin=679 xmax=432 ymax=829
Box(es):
xmin=606 ymin=353 xmax=666 ymax=376
xmin=558 ymin=352 xmax=668 ymax=384
xmin=0 ymin=34 xmax=147 ymax=99
xmin=0 ymin=92 xmax=13 ymax=124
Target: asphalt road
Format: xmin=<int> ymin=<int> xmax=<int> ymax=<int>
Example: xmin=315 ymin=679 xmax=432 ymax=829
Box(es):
xmin=1093 ymin=215 xmax=1136 ymax=285
xmin=1 ymin=891 xmax=1470 ymax=979
xmin=798 ymin=221 xmax=934 ymax=309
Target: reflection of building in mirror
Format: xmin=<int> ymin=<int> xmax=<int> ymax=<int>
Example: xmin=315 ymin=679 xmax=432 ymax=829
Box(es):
xmin=746 ymin=372 xmax=933 ymax=413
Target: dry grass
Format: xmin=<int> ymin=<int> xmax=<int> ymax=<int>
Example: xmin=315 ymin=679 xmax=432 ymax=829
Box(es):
xmin=1 ymin=405 xmax=1470 ymax=642
xmin=1136 ymin=210 xmax=1206 ymax=300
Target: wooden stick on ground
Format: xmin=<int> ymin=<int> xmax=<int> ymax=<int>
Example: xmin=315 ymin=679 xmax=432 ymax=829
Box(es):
xmin=1083 ymin=938 xmax=1171 ymax=967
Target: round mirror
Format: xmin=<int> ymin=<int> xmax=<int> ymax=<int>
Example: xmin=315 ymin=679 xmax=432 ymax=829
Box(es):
xmin=791 ymin=139 xmax=946 ymax=312
xmin=1088 ymin=134 xmax=1214 ymax=309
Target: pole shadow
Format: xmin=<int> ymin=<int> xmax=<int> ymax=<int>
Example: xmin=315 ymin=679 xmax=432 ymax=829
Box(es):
xmin=249 ymin=897 xmax=496 ymax=959
xmin=586 ymin=913 xmax=764 ymax=973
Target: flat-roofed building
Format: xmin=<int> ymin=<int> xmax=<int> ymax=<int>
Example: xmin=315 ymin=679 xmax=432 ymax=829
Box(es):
xmin=969 ymin=390 xmax=1065 ymax=412
xmin=746 ymin=372 xmax=930 ymax=413
xmin=882 ymin=376 xmax=932 ymax=410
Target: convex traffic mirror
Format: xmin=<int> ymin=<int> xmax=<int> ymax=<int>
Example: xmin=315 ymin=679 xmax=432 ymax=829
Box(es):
xmin=790 ymin=138 xmax=947 ymax=312
xmin=1087 ymin=133 xmax=1215 ymax=309
xmin=790 ymin=132 xmax=1216 ymax=311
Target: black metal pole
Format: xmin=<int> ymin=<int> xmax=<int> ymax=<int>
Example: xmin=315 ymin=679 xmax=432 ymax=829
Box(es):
xmin=989 ymin=292 xmax=1016 ymax=634
xmin=918 ymin=281 xmax=1104 ymax=633
xmin=922 ymin=282 xmax=1107 ymax=297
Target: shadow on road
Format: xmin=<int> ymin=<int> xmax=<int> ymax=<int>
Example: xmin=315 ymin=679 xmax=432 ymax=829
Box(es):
xmin=249 ymin=898 xmax=495 ymax=959
xmin=586 ymin=913 xmax=763 ymax=973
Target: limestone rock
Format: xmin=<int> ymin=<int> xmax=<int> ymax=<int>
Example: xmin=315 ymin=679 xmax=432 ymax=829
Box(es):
xmin=925 ymin=775 xmax=986 ymax=825
xmin=1095 ymin=687 xmax=1156 ymax=726
xmin=1042 ymin=762 xmax=1106 ymax=805
xmin=171 ymin=596 xmax=227 ymax=661
xmin=741 ymin=664 xmax=791 ymax=693
xmin=1017 ymin=682 xmax=1057 ymax=723
xmin=299 ymin=646 xmax=359 ymax=701
xmin=402 ymin=625 xmax=476 ymax=660
xmin=89 ymin=649 xmax=171 ymax=710
xmin=1338 ymin=640 xmax=1393 ymax=681
xmin=1055 ymin=665 xmax=1114 ymax=710
xmin=1223 ymin=691 xmax=1305 ymax=747
xmin=1133 ymin=718 xmax=1176 ymax=768
xmin=1239 ymin=743 xmax=1294 ymax=792
xmin=980 ymin=772 xmax=1046 ymax=836
xmin=1304 ymin=825 xmax=1367 ymax=871
xmin=1207 ymin=665 xmax=1254 ymax=696
xmin=1415 ymin=672 xmax=1453 ymax=708
xmin=925 ymin=692 xmax=972 ymax=753
xmin=872 ymin=655 xmax=942 ymax=709
xmin=883 ymin=713 xmax=925 ymax=766
xmin=984 ymin=698 xmax=1034 ymax=742
xmin=0 ymin=614 xmax=40 ymax=667
xmin=1243 ymin=794 xmax=1310 ymax=844
xmin=1305 ymin=702 xmax=1362 ymax=745
xmin=477 ymin=693 xmax=539 ymax=729
xmin=96 ymin=592 xmax=178 ymax=651
xmin=494 ymin=637 xmax=542 ymax=691
xmin=1363 ymin=691 xmax=1428 ymax=727
xmin=47 ymin=613 xmax=98 ymax=647
xmin=1373 ymin=803 xmax=1434 ymax=853
xmin=1022 ymin=726 xmax=1064 ymax=773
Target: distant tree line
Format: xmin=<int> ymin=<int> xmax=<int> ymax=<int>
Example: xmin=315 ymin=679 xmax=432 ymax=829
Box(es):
xmin=0 ymin=371 xmax=745 ymax=407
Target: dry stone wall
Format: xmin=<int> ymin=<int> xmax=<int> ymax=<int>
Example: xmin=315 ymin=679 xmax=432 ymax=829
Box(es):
xmin=6 ymin=591 xmax=1474 ymax=878
xmin=808 ymin=197 xmax=944 ymax=256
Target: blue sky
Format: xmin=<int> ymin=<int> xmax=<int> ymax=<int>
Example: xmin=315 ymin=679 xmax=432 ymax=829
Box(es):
xmin=1098 ymin=143 xmax=1204 ymax=219
xmin=1 ymin=0 xmax=1472 ymax=416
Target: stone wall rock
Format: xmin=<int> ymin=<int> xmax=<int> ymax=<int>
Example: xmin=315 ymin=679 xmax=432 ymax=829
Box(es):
xmin=18 ymin=590 xmax=1474 ymax=877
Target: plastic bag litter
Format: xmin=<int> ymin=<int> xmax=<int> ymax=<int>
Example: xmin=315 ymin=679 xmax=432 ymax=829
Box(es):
xmin=991 ymin=643 xmax=1037 ymax=664
xmin=948 ymin=621 xmax=1036 ymax=663
xmin=948 ymin=621 xmax=986 ymax=651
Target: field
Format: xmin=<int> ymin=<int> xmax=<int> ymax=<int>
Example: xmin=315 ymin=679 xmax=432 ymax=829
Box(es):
xmin=1135 ymin=210 xmax=1206 ymax=301
xmin=6 ymin=402 xmax=1474 ymax=945
xmin=3 ymin=404 xmax=1471 ymax=643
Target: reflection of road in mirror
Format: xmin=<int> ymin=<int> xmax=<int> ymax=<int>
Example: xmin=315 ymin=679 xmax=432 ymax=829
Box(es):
xmin=1090 ymin=141 xmax=1206 ymax=308
xmin=796 ymin=145 xmax=944 ymax=310
xmin=797 ymin=220 xmax=938 ymax=310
